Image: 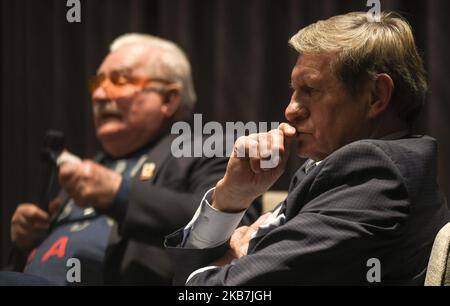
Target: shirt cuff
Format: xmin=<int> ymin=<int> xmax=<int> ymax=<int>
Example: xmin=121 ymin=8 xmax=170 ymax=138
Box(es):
xmin=186 ymin=266 xmax=219 ymax=284
xmin=182 ymin=188 xmax=247 ymax=249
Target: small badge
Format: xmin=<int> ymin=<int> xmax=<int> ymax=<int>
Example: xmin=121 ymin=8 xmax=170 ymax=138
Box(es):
xmin=140 ymin=162 xmax=156 ymax=181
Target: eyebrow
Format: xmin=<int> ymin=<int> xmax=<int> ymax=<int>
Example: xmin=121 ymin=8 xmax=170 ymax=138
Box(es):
xmin=291 ymin=69 xmax=323 ymax=88
xmin=97 ymin=68 xmax=133 ymax=77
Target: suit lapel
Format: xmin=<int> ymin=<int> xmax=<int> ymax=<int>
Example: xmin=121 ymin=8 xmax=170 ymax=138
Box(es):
xmin=136 ymin=134 xmax=175 ymax=184
xmin=247 ymin=163 xmax=310 ymax=253
xmin=284 ymin=161 xmax=321 ymax=220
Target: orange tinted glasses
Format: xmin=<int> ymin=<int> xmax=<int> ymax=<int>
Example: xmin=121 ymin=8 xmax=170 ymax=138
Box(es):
xmin=89 ymin=70 xmax=172 ymax=98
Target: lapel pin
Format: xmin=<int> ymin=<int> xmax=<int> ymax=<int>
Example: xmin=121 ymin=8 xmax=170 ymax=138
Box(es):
xmin=140 ymin=162 xmax=156 ymax=181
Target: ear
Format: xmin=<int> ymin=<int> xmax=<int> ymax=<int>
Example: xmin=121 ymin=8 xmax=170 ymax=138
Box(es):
xmin=160 ymin=85 xmax=182 ymax=119
xmin=367 ymin=73 xmax=394 ymax=119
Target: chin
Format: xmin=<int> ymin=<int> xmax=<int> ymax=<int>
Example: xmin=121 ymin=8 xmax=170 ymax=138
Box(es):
xmin=97 ymin=129 xmax=129 ymax=154
xmin=96 ymin=123 xmax=127 ymax=139
xmin=295 ymin=145 xmax=310 ymax=159
xmin=98 ymin=137 xmax=130 ymax=158
xmin=296 ymin=145 xmax=321 ymax=161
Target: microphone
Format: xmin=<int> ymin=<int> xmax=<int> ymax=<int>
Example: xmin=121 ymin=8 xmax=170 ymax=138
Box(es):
xmin=38 ymin=130 xmax=65 ymax=212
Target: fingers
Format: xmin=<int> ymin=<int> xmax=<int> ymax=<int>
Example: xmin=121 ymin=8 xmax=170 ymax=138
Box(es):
xmin=234 ymin=129 xmax=287 ymax=172
xmin=246 ymin=135 xmax=261 ymax=173
xmin=259 ymin=130 xmax=282 ymax=170
xmin=11 ymin=204 xmax=49 ymax=249
xmin=59 ymin=162 xmax=80 ymax=187
xmin=14 ymin=205 xmax=49 ymax=233
xmin=230 ymin=226 xmax=249 ymax=242
xmin=58 ymin=161 xmax=92 ymax=202
xmin=229 ymin=212 xmax=272 ymax=258
xmin=59 ymin=160 xmax=94 ymax=181
xmin=29 ymin=221 xmax=50 ymax=232
xmin=56 ymin=150 xmax=82 ymax=167
xmin=229 ymin=226 xmax=250 ymax=258
xmin=17 ymin=204 xmax=49 ymax=223
xmin=234 ymin=135 xmax=264 ymax=173
xmin=12 ymin=227 xmax=47 ymax=250
xmin=12 ymin=224 xmax=48 ymax=250
xmin=59 ymin=162 xmax=79 ymax=177
xmin=278 ymin=122 xmax=297 ymax=137
xmin=258 ymin=132 xmax=272 ymax=159
xmin=219 ymin=124 xmax=296 ymax=212
xmin=58 ymin=160 xmax=120 ymax=209
xmin=19 ymin=217 xmax=50 ymax=233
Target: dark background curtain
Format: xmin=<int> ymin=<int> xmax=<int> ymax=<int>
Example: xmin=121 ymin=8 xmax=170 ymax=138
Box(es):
xmin=1 ymin=0 xmax=449 ymax=266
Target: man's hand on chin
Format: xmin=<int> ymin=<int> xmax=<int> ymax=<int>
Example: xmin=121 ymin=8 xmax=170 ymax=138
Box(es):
xmin=207 ymin=123 xmax=296 ymax=267
xmin=58 ymin=159 xmax=122 ymax=210
xmin=212 ymin=123 xmax=296 ymax=213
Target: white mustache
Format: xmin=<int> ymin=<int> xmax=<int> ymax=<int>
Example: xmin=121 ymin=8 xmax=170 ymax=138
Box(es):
xmin=93 ymin=100 xmax=122 ymax=118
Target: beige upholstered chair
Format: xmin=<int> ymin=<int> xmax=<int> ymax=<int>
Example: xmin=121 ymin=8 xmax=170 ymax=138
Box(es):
xmin=262 ymin=191 xmax=288 ymax=213
xmin=425 ymin=222 xmax=450 ymax=286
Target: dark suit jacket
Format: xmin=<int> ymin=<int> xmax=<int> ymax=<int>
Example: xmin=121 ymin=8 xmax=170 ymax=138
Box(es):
xmin=166 ymin=135 xmax=450 ymax=285
xmin=102 ymin=133 xmax=261 ymax=285
xmin=8 ymin=133 xmax=261 ymax=285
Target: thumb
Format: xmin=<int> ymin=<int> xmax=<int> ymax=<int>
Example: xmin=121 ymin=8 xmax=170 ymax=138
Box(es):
xmin=278 ymin=122 xmax=297 ymax=138
xmin=278 ymin=122 xmax=296 ymax=150
xmin=278 ymin=123 xmax=297 ymax=163
xmin=57 ymin=150 xmax=82 ymax=167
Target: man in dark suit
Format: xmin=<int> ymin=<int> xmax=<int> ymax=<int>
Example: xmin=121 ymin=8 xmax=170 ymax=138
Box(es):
xmin=8 ymin=33 xmax=260 ymax=285
xmin=165 ymin=12 xmax=450 ymax=285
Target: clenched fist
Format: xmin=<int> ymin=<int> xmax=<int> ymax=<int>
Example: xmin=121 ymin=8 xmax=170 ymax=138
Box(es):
xmin=58 ymin=160 xmax=122 ymax=210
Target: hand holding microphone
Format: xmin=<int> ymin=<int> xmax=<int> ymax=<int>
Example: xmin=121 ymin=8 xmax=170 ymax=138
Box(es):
xmin=56 ymin=151 xmax=82 ymax=166
xmin=58 ymin=153 xmax=122 ymax=210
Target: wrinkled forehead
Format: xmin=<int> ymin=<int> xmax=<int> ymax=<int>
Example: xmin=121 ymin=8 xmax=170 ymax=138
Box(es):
xmin=97 ymin=44 xmax=151 ymax=76
xmin=291 ymin=53 xmax=335 ymax=84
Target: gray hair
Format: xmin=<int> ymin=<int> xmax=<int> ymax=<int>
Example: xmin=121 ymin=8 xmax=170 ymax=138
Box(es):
xmin=289 ymin=12 xmax=428 ymax=126
xmin=110 ymin=33 xmax=197 ymax=118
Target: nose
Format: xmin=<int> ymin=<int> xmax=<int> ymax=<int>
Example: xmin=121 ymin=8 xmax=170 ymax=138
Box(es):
xmin=92 ymin=85 xmax=108 ymax=102
xmin=285 ymin=95 xmax=309 ymax=124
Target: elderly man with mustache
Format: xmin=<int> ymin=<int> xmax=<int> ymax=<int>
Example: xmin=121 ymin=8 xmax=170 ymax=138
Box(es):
xmin=8 ymin=34 xmax=260 ymax=285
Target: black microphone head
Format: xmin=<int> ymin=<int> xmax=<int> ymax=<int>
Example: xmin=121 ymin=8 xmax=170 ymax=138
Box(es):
xmin=41 ymin=130 xmax=65 ymax=163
